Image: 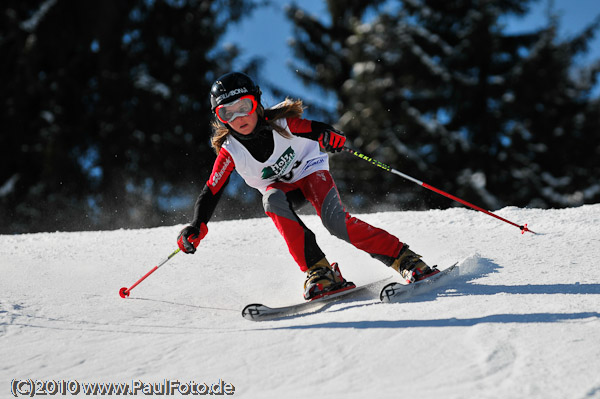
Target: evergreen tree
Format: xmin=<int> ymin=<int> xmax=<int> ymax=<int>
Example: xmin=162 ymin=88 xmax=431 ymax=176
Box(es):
xmin=287 ymin=0 xmax=600 ymax=211
xmin=286 ymin=0 xmax=393 ymax=209
xmin=0 ymin=0 xmax=257 ymax=233
xmin=501 ymin=16 xmax=600 ymax=207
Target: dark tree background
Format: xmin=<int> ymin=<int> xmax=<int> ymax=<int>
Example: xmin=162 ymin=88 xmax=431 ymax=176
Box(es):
xmin=1 ymin=0 xmax=260 ymax=233
xmin=288 ymin=0 xmax=600 ymax=211
xmin=1 ymin=0 xmax=599 ymax=234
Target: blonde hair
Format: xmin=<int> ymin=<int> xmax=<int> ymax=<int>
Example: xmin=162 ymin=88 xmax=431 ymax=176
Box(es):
xmin=210 ymin=98 xmax=305 ymax=154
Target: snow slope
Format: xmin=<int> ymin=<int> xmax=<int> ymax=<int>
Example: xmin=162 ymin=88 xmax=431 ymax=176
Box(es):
xmin=1 ymin=204 xmax=600 ymax=398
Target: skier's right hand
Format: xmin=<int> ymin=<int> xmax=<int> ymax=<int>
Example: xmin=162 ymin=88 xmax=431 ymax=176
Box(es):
xmin=177 ymin=223 xmax=208 ymax=254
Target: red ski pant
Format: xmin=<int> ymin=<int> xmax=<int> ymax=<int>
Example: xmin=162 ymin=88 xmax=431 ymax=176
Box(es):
xmin=263 ymin=170 xmax=403 ymax=271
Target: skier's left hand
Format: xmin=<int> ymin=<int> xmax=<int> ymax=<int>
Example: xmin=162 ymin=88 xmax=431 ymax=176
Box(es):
xmin=319 ymin=128 xmax=346 ymax=153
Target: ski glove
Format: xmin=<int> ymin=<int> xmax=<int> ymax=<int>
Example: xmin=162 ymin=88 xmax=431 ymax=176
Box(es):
xmin=318 ymin=128 xmax=346 ymax=153
xmin=177 ymin=223 xmax=208 ymax=254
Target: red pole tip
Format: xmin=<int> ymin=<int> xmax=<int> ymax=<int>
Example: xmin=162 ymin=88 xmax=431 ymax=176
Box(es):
xmin=520 ymin=224 xmax=536 ymax=235
xmin=119 ymin=287 xmax=130 ymax=298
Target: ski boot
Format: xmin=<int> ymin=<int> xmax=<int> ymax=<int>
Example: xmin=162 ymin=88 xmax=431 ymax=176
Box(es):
xmin=303 ymin=258 xmax=352 ymax=300
xmin=390 ymin=245 xmax=434 ymax=284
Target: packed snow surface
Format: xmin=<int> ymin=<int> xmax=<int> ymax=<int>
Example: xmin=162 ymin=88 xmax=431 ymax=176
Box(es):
xmin=2 ymin=204 xmax=600 ymax=398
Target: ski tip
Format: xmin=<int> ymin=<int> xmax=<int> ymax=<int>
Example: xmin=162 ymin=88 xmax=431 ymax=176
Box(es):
xmin=380 ymin=262 xmax=459 ymax=302
xmin=379 ymin=282 xmax=399 ymax=302
xmin=242 ymin=303 xmax=269 ymax=321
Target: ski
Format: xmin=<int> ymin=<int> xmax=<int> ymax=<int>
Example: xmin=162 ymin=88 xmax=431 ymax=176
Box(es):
xmin=242 ymin=263 xmax=459 ymax=320
xmin=379 ymin=263 xmax=459 ymax=303
xmin=242 ymin=278 xmax=389 ymax=321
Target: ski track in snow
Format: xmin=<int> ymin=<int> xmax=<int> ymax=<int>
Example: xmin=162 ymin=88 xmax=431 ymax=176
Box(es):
xmin=1 ymin=205 xmax=600 ymax=398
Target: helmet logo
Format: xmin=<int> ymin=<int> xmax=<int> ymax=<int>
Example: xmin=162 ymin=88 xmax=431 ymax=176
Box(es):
xmin=215 ymin=87 xmax=248 ymax=104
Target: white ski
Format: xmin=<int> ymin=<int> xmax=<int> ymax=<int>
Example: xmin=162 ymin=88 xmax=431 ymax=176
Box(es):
xmin=242 ymin=278 xmax=389 ymax=321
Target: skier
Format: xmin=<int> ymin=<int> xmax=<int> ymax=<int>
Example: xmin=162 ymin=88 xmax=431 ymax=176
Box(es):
xmin=177 ymin=72 xmax=433 ymax=300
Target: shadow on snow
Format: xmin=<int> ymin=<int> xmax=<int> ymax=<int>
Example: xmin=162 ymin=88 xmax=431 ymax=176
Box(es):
xmin=266 ymin=312 xmax=600 ymax=330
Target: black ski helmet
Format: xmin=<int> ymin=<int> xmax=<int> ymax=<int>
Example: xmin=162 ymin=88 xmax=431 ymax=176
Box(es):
xmin=210 ymin=72 xmax=261 ymax=112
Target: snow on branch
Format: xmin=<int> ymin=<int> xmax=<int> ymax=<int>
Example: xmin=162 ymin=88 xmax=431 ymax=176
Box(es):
xmin=134 ymin=68 xmax=171 ymax=99
xmin=20 ymin=0 xmax=58 ymax=32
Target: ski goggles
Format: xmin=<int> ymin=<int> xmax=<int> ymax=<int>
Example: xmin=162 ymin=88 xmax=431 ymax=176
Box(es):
xmin=215 ymin=95 xmax=258 ymax=124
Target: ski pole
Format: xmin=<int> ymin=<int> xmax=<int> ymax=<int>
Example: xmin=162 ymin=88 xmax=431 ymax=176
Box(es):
xmin=342 ymin=147 xmax=536 ymax=235
xmin=119 ymin=248 xmax=181 ymax=298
